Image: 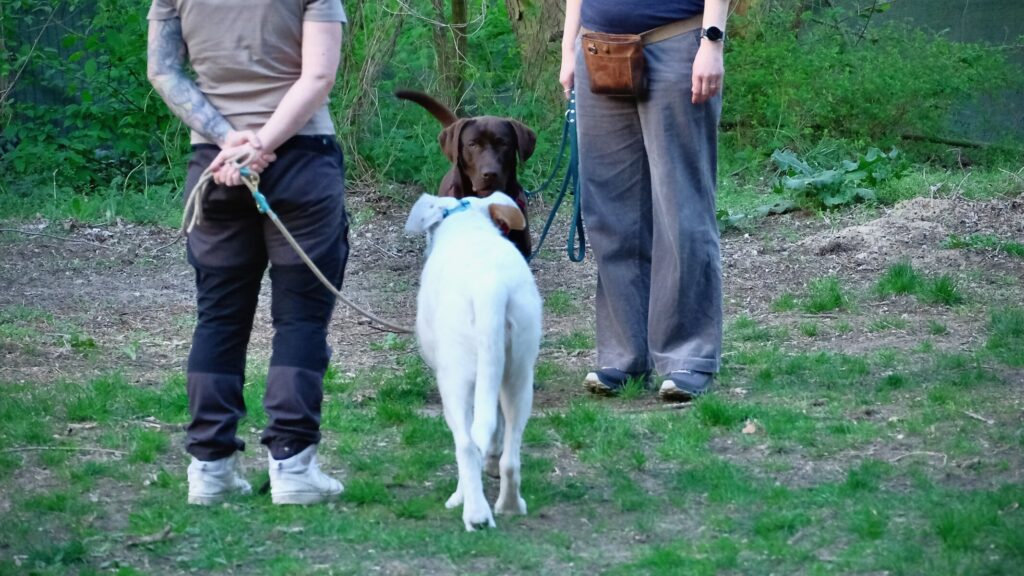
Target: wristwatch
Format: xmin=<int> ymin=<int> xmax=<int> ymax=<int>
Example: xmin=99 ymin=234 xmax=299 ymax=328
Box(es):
xmin=701 ymin=26 xmax=725 ymax=43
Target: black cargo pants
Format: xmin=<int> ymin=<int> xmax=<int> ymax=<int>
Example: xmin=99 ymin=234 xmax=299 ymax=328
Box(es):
xmin=183 ymin=135 xmax=348 ymax=462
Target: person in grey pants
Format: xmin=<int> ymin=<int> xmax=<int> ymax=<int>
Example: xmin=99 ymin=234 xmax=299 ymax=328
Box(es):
xmin=560 ymin=0 xmax=728 ymax=401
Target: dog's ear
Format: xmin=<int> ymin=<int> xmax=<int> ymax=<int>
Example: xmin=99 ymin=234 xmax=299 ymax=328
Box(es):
xmin=488 ymin=204 xmax=526 ymax=232
xmin=508 ymin=120 xmax=536 ymax=163
xmin=485 ymin=193 xmax=526 ymax=233
xmin=404 ymin=194 xmax=447 ymax=235
xmin=439 ymin=119 xmax=470 ymax=164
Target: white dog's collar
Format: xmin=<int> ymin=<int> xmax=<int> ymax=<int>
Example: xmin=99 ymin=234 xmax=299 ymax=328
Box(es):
xmin=442 ymin=199 xmax=471 ymax=219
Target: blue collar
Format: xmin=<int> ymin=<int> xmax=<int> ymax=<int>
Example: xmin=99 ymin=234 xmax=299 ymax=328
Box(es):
xmin=442 ymin=199 xmax=471 ymax=219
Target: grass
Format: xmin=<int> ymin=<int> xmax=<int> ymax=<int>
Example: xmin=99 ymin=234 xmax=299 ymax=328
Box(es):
xmin=802 ymin=276 xmax=850 ymax=313
xmin=5 ymin=307 xmax=1022 ymax=575
xmin=875 ymin=261 xmax=923 ymax=296
xmin=0 ymin=181 xmax=183 ymax=227
xmin=986 ymin=306 xmax=1024 ymax=367
xmin=543 ymin=289 xmax=578 ymax=315
xmin=2 ymin=173 xmax=1023 ymax=574
xmin=945 ymin=233 xmax=1024 ymax=258
xmin=875 ymin=262 xmax=967 ymax=306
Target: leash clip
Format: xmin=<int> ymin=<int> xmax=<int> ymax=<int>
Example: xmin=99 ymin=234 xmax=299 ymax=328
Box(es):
xmin=442 ymin=198 xmax=471 ymax=219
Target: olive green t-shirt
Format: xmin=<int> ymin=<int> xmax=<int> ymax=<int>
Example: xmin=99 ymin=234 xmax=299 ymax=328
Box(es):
xmin=148 ymin=0 xmax=346 ymax=145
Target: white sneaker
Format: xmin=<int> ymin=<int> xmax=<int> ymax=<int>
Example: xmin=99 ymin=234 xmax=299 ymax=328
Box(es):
xmin=187 ymin=452 xmax=252 ymax=505
xmin=269 ymin=445 xmax=344 ymax=505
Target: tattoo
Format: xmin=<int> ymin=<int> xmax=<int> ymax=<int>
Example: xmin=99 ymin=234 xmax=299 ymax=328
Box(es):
xmin=147 ymin=18 xmax=230 ymax=144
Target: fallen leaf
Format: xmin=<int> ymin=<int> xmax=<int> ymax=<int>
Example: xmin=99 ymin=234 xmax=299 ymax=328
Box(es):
xmin=125 ymin=525 xmax=173 ymax=547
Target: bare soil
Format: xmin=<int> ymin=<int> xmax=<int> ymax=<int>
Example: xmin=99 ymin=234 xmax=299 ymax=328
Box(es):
xmin=2 ymin=191 xmax=1023 ymax=404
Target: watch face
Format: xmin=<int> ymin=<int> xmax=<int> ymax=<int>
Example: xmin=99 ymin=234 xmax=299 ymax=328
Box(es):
xmin=704 ymin=26 xmax=724 ymax=41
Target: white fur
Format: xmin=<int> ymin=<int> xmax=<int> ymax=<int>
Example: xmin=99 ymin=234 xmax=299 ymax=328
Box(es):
xmin=405 ymin=192 xmax=542 ymax=531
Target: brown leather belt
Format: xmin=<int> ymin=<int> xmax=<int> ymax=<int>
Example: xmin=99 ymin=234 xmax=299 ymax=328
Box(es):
xmin=581 ymin=13 xmax=703 ymax=45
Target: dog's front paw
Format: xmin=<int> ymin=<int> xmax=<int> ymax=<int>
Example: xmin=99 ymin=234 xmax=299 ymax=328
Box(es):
xmin=462 ymin=500 xmax=496 ymax=532
xmin=495 ymin=494 xmax=527 ymax=516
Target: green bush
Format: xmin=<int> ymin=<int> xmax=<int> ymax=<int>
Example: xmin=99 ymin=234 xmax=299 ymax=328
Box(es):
xmin=1 ymin=0 xmax=1017 ymax=216
xmin=725 ymin=4 xmax=1014 ymax=151
xmin=1 ymin=0 xmax=187 ymax=202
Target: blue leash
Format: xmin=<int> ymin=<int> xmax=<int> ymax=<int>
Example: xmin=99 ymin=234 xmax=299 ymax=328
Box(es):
xmin=526 ymin=90 xmax=585 ymax=263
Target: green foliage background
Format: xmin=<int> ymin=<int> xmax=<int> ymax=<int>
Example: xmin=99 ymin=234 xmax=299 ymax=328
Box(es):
xmin=0 ymin=0 xmax=1019 ymax=223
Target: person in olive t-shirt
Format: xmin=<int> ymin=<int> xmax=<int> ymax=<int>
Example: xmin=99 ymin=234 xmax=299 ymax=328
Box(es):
xmin=147 ymin=0 xmax=350 ymax=506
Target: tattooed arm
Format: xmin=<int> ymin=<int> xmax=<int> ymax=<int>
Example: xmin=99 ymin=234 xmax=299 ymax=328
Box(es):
xmin=147 ymin=17 xmax=272 ymax=181
xmin=146 ymin=18 xmax=232 ymax=145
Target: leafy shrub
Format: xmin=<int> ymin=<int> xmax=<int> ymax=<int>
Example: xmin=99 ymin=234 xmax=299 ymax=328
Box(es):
xmin=1 ymin=0 xmax=188 ymax=199
xmin=726 ymin=3 xmax=1015 ymax=151
xmin=772 ymin=147 xmax=904 ymax=209
xmin=1 ymin=0 xmax=1018 ymax=217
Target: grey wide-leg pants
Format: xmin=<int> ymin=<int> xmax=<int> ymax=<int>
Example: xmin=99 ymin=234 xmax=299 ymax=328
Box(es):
xmin=575 ymin=30 xmax=722 ymax=376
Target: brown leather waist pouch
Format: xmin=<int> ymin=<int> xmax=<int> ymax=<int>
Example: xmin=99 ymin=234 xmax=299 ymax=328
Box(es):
xmin=581 ymin=32 xmax=647 ymax=98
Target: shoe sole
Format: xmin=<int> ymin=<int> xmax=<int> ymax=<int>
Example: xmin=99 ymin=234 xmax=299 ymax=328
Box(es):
xmin=659 ymin=385 xmax=712 ymax=402
xmin=659 ymin=389 xmax=696 ymax=402
xmin=585 ymin=379 xmax=620 ymax=396
xmin=584 ymin=372 xmax=629 ymax=396
xmin=188 ymin=493 xmax=226 ymax=506
xmin=188 ymin=487 xmax=252 ymax=506
xmin=271 ymin=489 xmax=343 ymax=505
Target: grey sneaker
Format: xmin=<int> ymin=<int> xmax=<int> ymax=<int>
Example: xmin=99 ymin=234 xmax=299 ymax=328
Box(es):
xmin=187 ymin=452 xmax=252 ymax=505
xmin=269 ymin=445 xmax=343 ymax=505
xmin=584 ymin=368 xmax=649 ymax=396
xmin=659 ymin=370 xmax=714 ymax=402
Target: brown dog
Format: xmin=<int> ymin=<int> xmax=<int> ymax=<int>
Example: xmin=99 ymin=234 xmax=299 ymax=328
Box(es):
xmin=395 ymin=90 xmax=536 ymax=258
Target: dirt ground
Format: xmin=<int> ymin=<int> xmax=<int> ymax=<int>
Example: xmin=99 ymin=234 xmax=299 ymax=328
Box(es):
xmin=2 ymin=191 xmax=1023 ymax=404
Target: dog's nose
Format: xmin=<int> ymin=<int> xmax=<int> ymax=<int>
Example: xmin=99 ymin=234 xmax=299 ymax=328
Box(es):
xmin=482 ymin=171 xmax=498 ymax=183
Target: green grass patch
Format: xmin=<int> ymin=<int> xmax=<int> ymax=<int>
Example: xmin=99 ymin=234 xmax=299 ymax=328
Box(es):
xmin=927 ymin=319 xmax=949 ymax=335
xmin=986 ymin=306 xmax=1024 ymax=366
xmin=1 ymin=318 xmax=1022 ymax=574
xmin=549 ymin=330 xmax=595 ymax=352
xmin=945 ymin=233 xmax=1024 ymax=258
xmin=876 ymin=261 xmax=923 ymax=297
xmin=543 ymin=289 xmax=578 ymax=315
xmin=918 ymin=274 xmax=966 ymax=306
xmin=771 ymin=292 xmax=799 ymax=312
xmin=802 ymin=276 xmax=850 ymax=313
xmin=874 ymin=262 xmax=966 ymax=306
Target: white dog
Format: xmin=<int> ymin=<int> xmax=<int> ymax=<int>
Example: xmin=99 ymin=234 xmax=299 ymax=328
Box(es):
xmin=405 ymin=192 xmax=542 ymax=531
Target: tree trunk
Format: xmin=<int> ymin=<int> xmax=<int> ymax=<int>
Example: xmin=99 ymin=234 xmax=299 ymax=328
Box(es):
xmin=450 ymin=0 xmax=467 ymax=110
xmin=429 ymin=0 xmax=467 ymax=113
xmin=504 ymin=0 xmax=565 ymax=93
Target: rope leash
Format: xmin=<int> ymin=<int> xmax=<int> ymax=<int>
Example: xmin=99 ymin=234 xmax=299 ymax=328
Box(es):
xmin=182 ymin=152 xmax=413 ymax=334
xmin=526 ymin=89 xmax=586 ymax=263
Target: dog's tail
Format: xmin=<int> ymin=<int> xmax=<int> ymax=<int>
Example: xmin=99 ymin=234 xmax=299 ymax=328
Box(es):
xmin=395 ymin=90 xmax=458 ymax=127
xmin=469 ymin=285 xmax=508 ymax=458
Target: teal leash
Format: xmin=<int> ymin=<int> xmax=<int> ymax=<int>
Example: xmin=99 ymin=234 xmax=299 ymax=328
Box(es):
xmin=237 ymin=166 xmax=412 ymax=334
xmin=526 ymin=90 xmax=586 ymax=263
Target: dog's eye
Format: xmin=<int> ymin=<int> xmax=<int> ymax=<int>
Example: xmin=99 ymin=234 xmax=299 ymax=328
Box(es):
xmin=467 ymin=141 xmax=480 ymax=149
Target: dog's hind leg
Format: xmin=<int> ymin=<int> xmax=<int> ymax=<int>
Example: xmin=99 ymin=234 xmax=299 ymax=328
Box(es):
xmin=470 ymin=289 xmax=507 ymax=482
xmin=494 ymin=366 xmax=533 ymax=516
xmin=438 ymin=365 xmax=495 ymax=531
xmin=484 ymin=415 xmax=504 ymax=479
